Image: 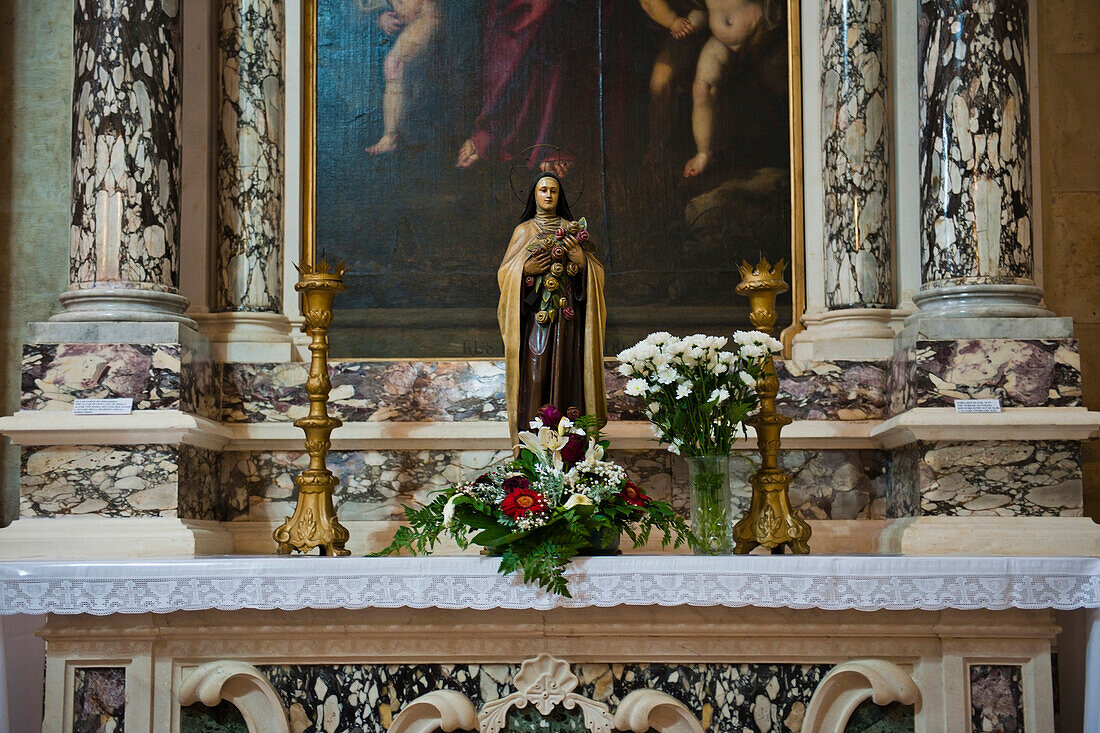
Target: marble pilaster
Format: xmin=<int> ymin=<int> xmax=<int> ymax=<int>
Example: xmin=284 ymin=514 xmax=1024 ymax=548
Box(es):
xmin=198 ymin=0 xmax=294 ymax=362
xmin=916 ymin=0 xmax=1048 ymax=318
xmin=821 ymin=0 xmax=893 ymax=310
xmin=57 ymin=0 xmax=193 ymax=326
xmin=214 ymin=0 xmax=285 ymax=313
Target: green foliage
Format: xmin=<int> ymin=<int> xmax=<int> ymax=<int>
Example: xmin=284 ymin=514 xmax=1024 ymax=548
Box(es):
xmin=374 ymin=479 xmax=697 ymax=596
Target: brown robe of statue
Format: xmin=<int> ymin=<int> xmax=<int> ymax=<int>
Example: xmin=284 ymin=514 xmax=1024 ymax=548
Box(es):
xmin=498 ymin=214 xmax=607 ymax=446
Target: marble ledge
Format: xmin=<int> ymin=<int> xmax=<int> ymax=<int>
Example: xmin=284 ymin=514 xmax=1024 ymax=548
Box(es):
xmin=0 ymin=518 xmax=233 ymax=560
xmin=1 ymin=408 xmax=1096 ymax=452
xmin=2 ymin=515 xmax=1096 ymax=562
xmin=0 ymin=411 xmax=231 ymax=450
xmin=871 ymin=407 xmax=1100 ymax=450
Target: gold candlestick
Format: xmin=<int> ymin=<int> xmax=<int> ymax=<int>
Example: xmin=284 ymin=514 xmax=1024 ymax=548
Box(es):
xmin=732 ymin=257 xmax=811 ymax=555
xmin=273 ymin=260 xmax=351 ymax=556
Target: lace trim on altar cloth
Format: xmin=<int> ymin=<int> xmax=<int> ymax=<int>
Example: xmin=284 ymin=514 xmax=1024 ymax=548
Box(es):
xmin=0 ymin=555 xmax=1097 ymax=615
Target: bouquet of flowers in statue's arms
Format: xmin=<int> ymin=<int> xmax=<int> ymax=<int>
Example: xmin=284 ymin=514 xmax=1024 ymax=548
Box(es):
xmin=616 ymin=331 xmax=783 ymax=457
xmin=524 ymin=217 xmax=593 ymax=326
xmin=375 ymin=404 xmax=691 ymax=597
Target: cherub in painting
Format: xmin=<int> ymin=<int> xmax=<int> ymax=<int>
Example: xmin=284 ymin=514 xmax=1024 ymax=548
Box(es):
xmin=638 ymin=0 xmax=709 ymax=167
xmin=683 ymin=0 xmax=785 ymax=177
xmin=363 ymin=0 xmax=442 ymax=155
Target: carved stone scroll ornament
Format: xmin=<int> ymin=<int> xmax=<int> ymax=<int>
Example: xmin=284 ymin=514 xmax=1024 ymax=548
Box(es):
xmin=178 ymin=661 xmax=291 ymax=733
xmin=390 ymin=653 xmax=703 ymax=733
xmin=801 ymin=659 xmax=921 ymax=733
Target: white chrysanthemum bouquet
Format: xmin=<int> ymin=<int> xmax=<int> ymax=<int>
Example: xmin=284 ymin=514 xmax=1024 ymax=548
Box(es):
xmin=616 ymin=331 xmax=783 ymax=456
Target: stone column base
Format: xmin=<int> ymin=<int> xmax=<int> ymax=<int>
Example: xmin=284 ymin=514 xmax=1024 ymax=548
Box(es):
xmin=792 ymin=308 xmax=905 ymax=360
xmin=193 ymin=311 xmax=295 ymax=362
xmin=910 ymin=283 xmax=1053 ymax=321
xmin=53 ymin=287 xmax=197 ymax=329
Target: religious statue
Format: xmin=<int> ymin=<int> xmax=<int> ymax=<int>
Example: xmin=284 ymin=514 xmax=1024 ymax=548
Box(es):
xmin=497 ymin=173 xmax=607 ymax=444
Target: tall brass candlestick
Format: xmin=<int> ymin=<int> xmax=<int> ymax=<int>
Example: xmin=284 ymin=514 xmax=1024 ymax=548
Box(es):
xmin=273 ymin=260 xmax=351 ymax=556
xmin=732 ymin=258 xmax=811 ymax=554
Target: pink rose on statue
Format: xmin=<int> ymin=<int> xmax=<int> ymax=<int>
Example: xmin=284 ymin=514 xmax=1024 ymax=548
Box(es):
xmin=576 ymin=229 xmax=590 ymax=243
xmin=555 ymin=228 xmax=566 ymax=240
xmin=525 ymin=275 xmax=536 ymax=287
xmin=562 ymin=306 xmax=575 ymax=321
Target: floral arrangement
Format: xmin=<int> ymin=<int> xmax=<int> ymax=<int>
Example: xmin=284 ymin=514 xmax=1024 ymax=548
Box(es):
xmin=377 ymin=404 xmax=691 ymax=596
xmin=525 ymin=217 xmax=594 ymax=325
xmin=616 ymin=331 xmax=783 ymax=457
xmin=615 ymin=331 xmax=783 ymax=553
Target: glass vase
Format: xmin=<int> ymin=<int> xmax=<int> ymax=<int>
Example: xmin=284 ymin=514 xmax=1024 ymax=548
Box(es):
xmin=686 ymin=454 xmax=733 ymax=555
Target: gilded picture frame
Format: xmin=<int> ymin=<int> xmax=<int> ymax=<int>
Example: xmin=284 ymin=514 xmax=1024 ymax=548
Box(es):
xmin=300 ymin=0 xmax=805 ymax=356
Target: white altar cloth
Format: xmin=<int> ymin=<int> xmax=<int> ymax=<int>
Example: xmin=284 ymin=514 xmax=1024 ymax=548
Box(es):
xmin=1 ymin=555 xmax=1097 ymax=615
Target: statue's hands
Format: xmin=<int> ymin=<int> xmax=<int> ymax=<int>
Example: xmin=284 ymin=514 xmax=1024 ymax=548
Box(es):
xmin=562 ymin=236 xmax=587 ymax=268
xmin=524 ymin=251 xmax=552 ymax=275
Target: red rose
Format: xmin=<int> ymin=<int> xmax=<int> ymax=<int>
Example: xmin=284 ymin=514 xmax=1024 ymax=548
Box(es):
xmin=502 ymin=475 xmax=530 ymax=493
xmin=555 ymin=227 xmax=566 ymax=240
xmin=537 ymin=404 xmax=563 ymax=428
xmin=525 ymin=275 xmax=535 ymax=287
xmin=551 ymin=246 xmax=566 ymax=261
xmin=560 ymin=433 xmax=587 ymax=463
xmin=562 ymin=306 xmax=575 ymax=320
xmin=576 ymin=229 xmax=590 ymax=243
xmin=619 ymin=481 xmax=650 ymax=507
xmin=501 ymin=487 xmax=547 ymax=519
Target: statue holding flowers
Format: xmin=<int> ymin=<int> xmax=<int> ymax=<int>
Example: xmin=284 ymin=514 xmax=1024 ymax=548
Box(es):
xmin=498 ymin=173 xmax=607 ymax=445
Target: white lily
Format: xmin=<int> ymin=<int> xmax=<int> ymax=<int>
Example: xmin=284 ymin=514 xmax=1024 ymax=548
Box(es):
xmin=557 ymin=417 xmax=573 ymax=435
xmin=585 ymin=441 xmax=605 ymax=462
xmin=442 ymin=495 xmax=458 ymax=528
xmin=564 ymin=493 xmax=593 ymax=509
xmin=518 ymin=427 xmax=567 ymax=469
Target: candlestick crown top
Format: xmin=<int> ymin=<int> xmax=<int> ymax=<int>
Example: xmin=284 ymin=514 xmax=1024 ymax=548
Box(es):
xmin=736 ymin=257 xmax=789 ymax=295
xmin=295 ymin=259 xmax=349 ymax=279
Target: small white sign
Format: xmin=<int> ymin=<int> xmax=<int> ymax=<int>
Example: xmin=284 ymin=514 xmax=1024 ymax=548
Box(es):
xmin=954 ymin=398 xmax=1002 ymax=413
xmin=73 ymin=398 xmax=134 ymax=415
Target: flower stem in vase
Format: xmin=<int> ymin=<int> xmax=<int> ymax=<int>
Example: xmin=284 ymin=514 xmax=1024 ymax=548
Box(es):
xmin=686 ymin=454 xmax=733 ymax=555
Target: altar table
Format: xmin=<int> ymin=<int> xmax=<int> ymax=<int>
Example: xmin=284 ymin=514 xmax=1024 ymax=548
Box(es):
xmin=2 ymin=555 xmax=1097 ymax=732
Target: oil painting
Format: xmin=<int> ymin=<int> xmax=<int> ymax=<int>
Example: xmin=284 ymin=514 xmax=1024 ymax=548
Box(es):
xmin=313 ymin=0 xmax=799 ymax=357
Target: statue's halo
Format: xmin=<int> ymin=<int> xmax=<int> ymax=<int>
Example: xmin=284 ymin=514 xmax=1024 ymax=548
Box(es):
xmin=508 ymin=144 xmax=586 ymax=208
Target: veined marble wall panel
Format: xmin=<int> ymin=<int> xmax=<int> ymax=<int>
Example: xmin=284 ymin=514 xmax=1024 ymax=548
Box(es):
xmin=775 ymin=360 xmax=888 ymax=420
xmin=21 ymin=444 xmax=224 ymax=519
xmin=222 ymin=360 xmax=888 ymax=424
xmin=73 ymin=667 xmax=125 ymax=732
xmin=225 ymin=448 xmax=886 ymax=523
xmin=970 ymin=664 xmax=1025 ymax=732
xmin=215 ymin=0 xmax=285 ymax=312
xmin=21 ymin=342 xmax=220 ymax=419
xmin=222 ymin=361 xmax=508 ymax=423
xmin=821 ymin=0 xmax=893 ymax=308
xmin=240 ymin=662 xmax=833 ymax=733
xmin=887 ymin=339 xmax=1081 ymax=415
xmin=918 ymin=0 xmax=1034 ymax=287
xmin=70 ymin=0 xmax=182 ymax=291
xmin=888 ymin=441 xmax=1081 ymax=518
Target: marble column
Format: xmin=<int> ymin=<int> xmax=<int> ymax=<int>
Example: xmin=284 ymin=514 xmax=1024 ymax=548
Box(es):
xmin=915 ymin=0 xmax=1048 ymax=318
xmin=55 ymin=0 xmax=194 ymax=327
xmin=198 ymin=0 xmax=293 ymax=362
xmin=821 ymin=0 xmax=893 ymax=310
xmin=214 ymin=0 xmax=284 ymax=314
